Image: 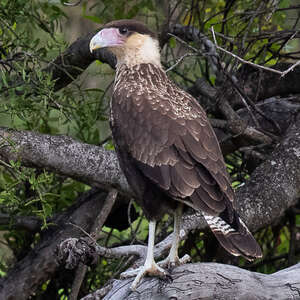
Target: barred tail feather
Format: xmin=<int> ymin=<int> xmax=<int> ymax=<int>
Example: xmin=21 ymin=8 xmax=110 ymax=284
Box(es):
xmin=203 ymin=213 xmax=262 ymax=261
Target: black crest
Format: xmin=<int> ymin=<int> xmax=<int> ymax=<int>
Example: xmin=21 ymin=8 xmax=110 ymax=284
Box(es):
xmin=103 ymin=19 xmax=156 ymax=39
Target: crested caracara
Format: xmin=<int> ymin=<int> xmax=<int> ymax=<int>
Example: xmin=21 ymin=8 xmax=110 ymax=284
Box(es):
xmin=90 ymin=19 xmax=262 ymax=290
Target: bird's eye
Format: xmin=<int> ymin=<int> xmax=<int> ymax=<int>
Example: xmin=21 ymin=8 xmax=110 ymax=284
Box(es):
xmin=119 ymin=27 xmax=128 ymax=35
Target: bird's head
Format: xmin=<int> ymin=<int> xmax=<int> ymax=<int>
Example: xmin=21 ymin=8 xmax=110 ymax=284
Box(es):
xmin=90 ymin=19 xmax=161 ymax=68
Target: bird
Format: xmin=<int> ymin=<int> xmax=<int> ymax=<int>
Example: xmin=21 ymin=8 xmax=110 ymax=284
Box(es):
xmin=89 ymin=19 xmax=262 ymax=290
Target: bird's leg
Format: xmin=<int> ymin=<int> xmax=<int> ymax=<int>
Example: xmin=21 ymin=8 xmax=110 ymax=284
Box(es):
xmin=120 ymin=220 xmax=168 ymax=290
xmin=158 ymin=204 xmax=190 ymax=268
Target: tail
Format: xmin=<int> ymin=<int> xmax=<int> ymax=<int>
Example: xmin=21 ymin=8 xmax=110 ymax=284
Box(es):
xmin=203 ymin=211 xmax=262 ymax=261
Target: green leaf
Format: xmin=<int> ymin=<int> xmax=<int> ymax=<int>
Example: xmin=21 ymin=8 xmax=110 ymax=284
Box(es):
xmin=169 ymin=37 xmax=176 ymax=49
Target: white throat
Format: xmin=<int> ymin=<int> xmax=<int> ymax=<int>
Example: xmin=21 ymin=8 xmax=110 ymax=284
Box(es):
xmin=115 ymin=35 xmax=162 ymax=69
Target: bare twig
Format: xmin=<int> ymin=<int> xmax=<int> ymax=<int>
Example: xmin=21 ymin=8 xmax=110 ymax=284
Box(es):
xmin=211 ymin=26 xmax=300 ymax=78
xmin=211 ymin=27 xmax=281 ymax=133
xmin=280 ymin=60 xmax=300 ymax=77
xmin=166 ymin=53 xmax=198 ymax=72
xmin=167 ymin=33 xmax=200 ymax=53
xmin=222 ymin=69 xmax=281 ymax=133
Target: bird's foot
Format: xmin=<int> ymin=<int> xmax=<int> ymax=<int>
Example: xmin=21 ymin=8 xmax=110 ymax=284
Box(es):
xmin=158 ymin=253 xmax=191 ymax=269
xmin=121 ymin=261 xmax=168 ymax=291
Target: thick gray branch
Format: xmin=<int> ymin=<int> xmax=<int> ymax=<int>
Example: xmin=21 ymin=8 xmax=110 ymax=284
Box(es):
xmin=56 ymin=238 xmax=300 ymax=299
xmin=83 ymin=262 xmax=300 ymax=300
xmin=236 ymin=114 xmax=300 ymax=231
xmin=0 ymin=213 xmax=41 ymax=231
xmin=0 ymin=127 xmax=130 ymax=194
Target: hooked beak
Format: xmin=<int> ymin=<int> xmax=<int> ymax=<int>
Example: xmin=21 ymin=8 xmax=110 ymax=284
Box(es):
xmin=89 ymin=28 xmax=125 ymax=53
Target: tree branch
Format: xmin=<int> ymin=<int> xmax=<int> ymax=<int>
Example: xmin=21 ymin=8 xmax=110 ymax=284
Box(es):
xmin=0 ymin=213 xmax=41 ymax=232
xmin=47 ymin=30 xmax=116 ymax=91
xmin=82 ymin=262 xmax=300 ymax=300
xmin=0 ymin=27 xmax=116 ymax=94
xmin=235 ymin=114 xmax=300 ymax=231
xmin=0 ymin=127 xmax=130 ymax=194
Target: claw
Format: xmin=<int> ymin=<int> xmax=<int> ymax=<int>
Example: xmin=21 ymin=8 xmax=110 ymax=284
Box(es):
xmin=158 ymin=253 xmax=191 ymax=269
xmin=120 ymin=221 xmax=169 ymax=290
xmin=121 ymin=261 xmax=168 ymax=290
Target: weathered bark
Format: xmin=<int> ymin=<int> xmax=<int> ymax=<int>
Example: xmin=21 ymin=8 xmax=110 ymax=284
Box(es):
xmin=0 ymin=127 xmax=130 ymax=194
xmin=82 ymin=263 xmax=300 ymax=300
xmin=236 ymin=114 xmax=300 ymax=231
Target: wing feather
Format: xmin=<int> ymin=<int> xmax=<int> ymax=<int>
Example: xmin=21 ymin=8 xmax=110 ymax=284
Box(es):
xmin=182 ymin=132 xmax=208 ymax=160
xmin=112 ymin=75 xmax=234 ymax=209
xmin=111 ymin=64 xmax=261 ymax=260
xmin=174 ymin=162 xmax=200 ymax=189
xmin=190 ymin=192 xmax=220 ymax=215
xmin=170 ymin=166 xmax=195 ymax=197
xmin=195 ymin=187 xmax=225 ymax=211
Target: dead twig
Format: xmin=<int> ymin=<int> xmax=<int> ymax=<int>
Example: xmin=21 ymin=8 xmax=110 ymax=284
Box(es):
xmin=166 ymin=53 xmax=198 ymax=72
xmin=211 ymin=26 xmax=300 ymax=78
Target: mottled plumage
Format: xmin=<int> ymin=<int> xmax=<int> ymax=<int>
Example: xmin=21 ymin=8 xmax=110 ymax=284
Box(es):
xmin=111 ymin=62 xmax=261 ymax=259
xmin=90 ymin=20 xmax=262 ymax=289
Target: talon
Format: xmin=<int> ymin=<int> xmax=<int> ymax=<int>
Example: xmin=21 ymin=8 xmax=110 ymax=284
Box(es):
xmin=180 ymin=254 xmax=191 ymax=264
xmin=158 ymin=253 xmax=191 ymax=269
xmin=120 ymin=268 xmax=141 ymax=279
xmin=129 ymin=262 xmax=168 ymax=291
xmin=120 ymin=220 xmax=171 ymax=290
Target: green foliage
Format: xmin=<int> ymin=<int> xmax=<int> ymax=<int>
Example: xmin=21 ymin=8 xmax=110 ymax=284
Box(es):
xmin=0 ymin=0 xmax=109 ymax=230
xmin=0 ymin=159 xmax=88 ymax=227
xmin=82 ymin=0 xmax=154 ymax=22
xmin=0 ymin=1 xmax=105 ymax=282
